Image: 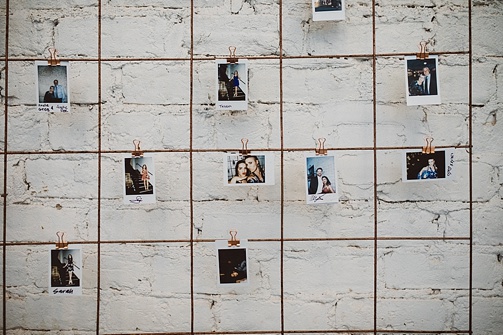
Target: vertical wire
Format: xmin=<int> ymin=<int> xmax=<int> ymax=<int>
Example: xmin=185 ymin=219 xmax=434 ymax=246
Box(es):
xmin=96 ymin=0 xmax=103 ymax=333
xmin=278 ymin=1 xmax=285 ymax=334
xmin=371 ymin=0 xmax=378 ymax=333
xmin=2 ymin=0 xmax=9 ymax=334
xmin=468 ymin=0 xmax=473 ymax=333
xmin=189 ymin=0 xmax=195 ymax=334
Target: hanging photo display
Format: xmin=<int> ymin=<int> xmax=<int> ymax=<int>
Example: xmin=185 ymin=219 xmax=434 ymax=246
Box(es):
xmin=305 ymin=154 xmax=339 ymax=204
xmin=404 ymin=55 xmax=441 ymax=106
xmin=35 ymin=60 xmax=70 ymax=112
xmin=216 ymin=59 xmax=248 ymax=111
xmin=402 ymin=149 xmax=455 ymax=182
xmin=123 ymin=155 xmax=156 ymax=204
xmin=224 ymin=152 xmax=275 ymax=186
xmin=312 ymin=0 xmax=345 ymax=21
xmin=216 ymin=239 xmax=249 ymax=286
xmin=49 ymin=247 xmax=82 ymax=296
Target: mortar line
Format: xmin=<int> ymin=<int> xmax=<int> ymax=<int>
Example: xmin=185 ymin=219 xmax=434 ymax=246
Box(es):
xmin=2 ymin=0 xmax=10 ymax=334
xmin=96 ymin=0 xmax=103 ymax=333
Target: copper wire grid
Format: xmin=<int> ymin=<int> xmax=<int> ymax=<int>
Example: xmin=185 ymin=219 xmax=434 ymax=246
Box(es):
xmin=1 ymin=0 xmax=475 ymax=334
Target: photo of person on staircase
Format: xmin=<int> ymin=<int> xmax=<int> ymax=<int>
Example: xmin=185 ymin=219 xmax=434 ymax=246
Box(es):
xmin=50 ymin=248 xmax=82 ymax=295
xmin=216 ymin=60 xmax=248 ymax=111
xmin=123 ymin=156 xmax=156 ymax=204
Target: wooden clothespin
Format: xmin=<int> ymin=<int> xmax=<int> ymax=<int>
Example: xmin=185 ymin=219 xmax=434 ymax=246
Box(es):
xmin=132 ymin=139 xmax=144 ymax=157
xmin=56 ymin=231 xmax=68 ymax=250
xmin=416 ymin=41 xmax=429 ymax=60
xmin=315 ymin=138 xmax=328 ymax=156
xmin=228 ymin=230 xmax=240 ymax=247
xmin=48 ymin=48 xmax=60 ymax=66
xmin=239 ymin=138 xmax=250 ymax=155
xmin=227 ymin=46 xmax=238 ymax=63
xmin=422 ymin=136 xmax=435 ymax=154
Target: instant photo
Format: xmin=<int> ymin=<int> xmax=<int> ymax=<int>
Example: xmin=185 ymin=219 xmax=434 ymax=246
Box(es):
xmin=305 ymin=154 xmax=339 ymax=204
xmin=123 ymin=155 xmax=156 ymax=204
xmin=216 ymin=59 xmax=248 ymax=111
xmin=36 ymin=60 xmax=70 ymax=112
xmin=49 ymin=247 xmax=82 ymax=296
xmin=312 ymin=0 xmax=345 ymax=21
xmin=224 ymin=152 xmax=275 ymax=186
xmin=216 ymin=239 xmax=249 ymax=286
xmin=405 ymin=55 xmax=441 ymax=106
xmin=402 ymin=149 xmax=455 ymax=182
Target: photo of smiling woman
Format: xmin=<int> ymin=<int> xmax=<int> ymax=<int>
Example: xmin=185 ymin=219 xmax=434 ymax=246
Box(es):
xmin=305 ymin=154 xmax=339 ymax=204
xmin=224 ymin=152 xmax=275 ymax=186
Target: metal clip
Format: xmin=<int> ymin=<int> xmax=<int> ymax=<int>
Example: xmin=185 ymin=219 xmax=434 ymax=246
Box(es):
xmin=315 ymin=138 xmax=328 ymax=156
xmin=56 ymin=231 xmax=68 ymax=250
xmin=227 ymin=46 xmax=238 ymax=63
xmin=228 ymin=230 xmax=240 ymax=247
xmin=416 ymin=41 xmax=429 ymax=60
xmin=48 ymin=48 xmax=60 ymax=66
xmin=132 ymin=139 xmax=144 ymax=157
xmin=239 ymin=138 xmax=250 ymax=155
xmin=422 ymin=136 xmax=435 ymax=154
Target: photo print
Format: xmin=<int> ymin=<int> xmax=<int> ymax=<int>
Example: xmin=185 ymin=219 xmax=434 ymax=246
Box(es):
xmin=216 ymin=239 xmax=249 ymax=286
xmin=216 ymin=59 xmax=248 ymax=111
xmin=35 ymin=60 xmax=70 ymax=112
xmin=224 ymin=152 xmax=275 ymax=186
xmin=49 ymin=247 xmax=82 ymax=296
xmin=312 ymin=0 xmax=345 ymax=21
xmin=405 ymin=55 xmax=441 ymax=106
xmin=305 ymin=154 xmax=339 ymax=204
xmin=123 ymin=155 xmax=156 ymax=204
xmin=402 ymin=149 xmax=455 ymax=182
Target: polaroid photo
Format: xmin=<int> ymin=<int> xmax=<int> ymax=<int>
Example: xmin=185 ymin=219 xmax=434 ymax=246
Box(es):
xmin=402 ymin=149 xmax=455 ymax=182
xmin=305 ymin=154 xmax=339 ymax=204
xmin=49 ymin=247 xmax=82 ymax=296
xmin=36 ymin=60 xmax=70 ymax=113
xmin=312 ymin=0 xmax=345 ymax=21
xmin=405 ymin=55 xmax=441 ymax=106
xmin=224 ymin=152 xmax=275 ymax=186
xmin=216 ymin=239 xmax=249 ymax=286
xmin=216 ymin=59 xmax=248 ymax=111
xmin=123 ymin=155 xmax=156 ymax=204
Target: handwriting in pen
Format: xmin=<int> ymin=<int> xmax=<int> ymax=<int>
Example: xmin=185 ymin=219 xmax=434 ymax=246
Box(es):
xmin=129 ymin=196 xmax=143 ymax=204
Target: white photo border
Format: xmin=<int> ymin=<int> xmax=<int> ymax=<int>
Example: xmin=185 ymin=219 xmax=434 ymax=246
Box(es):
xmin=49 ymin=246 xmax=82 ymax=296
xmin=312 ymin=0 xmax=345 ymax=22
xmin=35 ymin=60 xmax=70 ymax=113
xmin=404 ymin=55 xmax=441 ymax=106
xmin=305 ymin=153 xmax=339 ymax=204
xmin=216 ymin=59 xmax=248 ymax=111
xmin=215 ymin=239 xmax=249 ymax=287
xmin=402 ymin=148 xmax=455 ymax=182
xmin=123 ymin=155 xmax=157 ymax=204
xmin=224 ymin=152 xmax=275 ymax=186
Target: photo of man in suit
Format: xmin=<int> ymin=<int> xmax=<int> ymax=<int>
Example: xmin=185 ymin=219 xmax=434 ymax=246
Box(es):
xmin=308 ymin=167 xmax=324 ymax=195
xmin=422 ymin=66 xmax=437 ymax=95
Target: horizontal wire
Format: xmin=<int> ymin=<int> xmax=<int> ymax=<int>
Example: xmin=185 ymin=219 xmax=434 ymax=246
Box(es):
xmin=0 ymin=145 xmax=471 ymax=156
xmin=3 ymin=50 xmax=469 ymax=63
xmin=2 ymin=236 xmax=471 ymax=247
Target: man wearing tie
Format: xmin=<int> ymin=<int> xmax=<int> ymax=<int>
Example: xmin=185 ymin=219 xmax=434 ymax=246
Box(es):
xmin=53 ymin=79 xmax=67 ymax=103
xmin=422 ymin=66 xmax=437 ymax=95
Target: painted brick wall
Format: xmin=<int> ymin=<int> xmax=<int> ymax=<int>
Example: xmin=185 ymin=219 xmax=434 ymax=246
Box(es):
xmin=1 ymin=0 xmax=502 ymax=334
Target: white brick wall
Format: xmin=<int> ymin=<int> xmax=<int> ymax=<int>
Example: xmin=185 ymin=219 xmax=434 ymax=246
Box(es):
xmin=2 ymin=0 xmax=502 ymax=334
